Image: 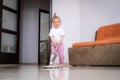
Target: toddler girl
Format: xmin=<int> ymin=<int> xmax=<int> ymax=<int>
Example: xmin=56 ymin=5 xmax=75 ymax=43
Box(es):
xmin=49 ymin=13 xmax=65 ymax=67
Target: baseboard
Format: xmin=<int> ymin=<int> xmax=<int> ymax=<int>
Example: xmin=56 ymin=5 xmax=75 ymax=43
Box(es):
xmin=53 ymin=63 xmax=70 ymax=67
xmin=20 ymin=63 xmax=38 ymax=65
xmin=0 ymin=64 xmax=19 ymax=67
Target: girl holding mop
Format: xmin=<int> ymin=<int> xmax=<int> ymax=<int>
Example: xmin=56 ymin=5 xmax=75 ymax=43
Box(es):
xmin=49 ymin=13 xmax=65 ymax=67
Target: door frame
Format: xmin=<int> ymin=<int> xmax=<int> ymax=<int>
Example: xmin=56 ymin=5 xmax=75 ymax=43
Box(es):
xmin=38 ymin=0 xmax=52 ymax=65
xmin=38 ymin=9 xmax=50 ymax=65
xmin=0 ymin=0 xmax=21 ymax=64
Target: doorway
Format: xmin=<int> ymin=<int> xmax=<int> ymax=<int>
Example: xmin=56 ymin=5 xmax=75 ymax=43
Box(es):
xmin=0 ymin=0 xmax=20 ymax=64
xmin=38 ymin=9 xmax=50 ymax=65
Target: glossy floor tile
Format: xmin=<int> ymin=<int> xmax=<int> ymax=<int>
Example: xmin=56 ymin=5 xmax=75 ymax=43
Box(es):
xmin=0 ymin=65 xmax=120 ymax=80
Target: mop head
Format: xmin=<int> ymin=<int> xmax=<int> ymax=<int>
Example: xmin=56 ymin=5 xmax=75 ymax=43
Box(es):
xmin=51 ymin=52 xmax=57 ymax=62
xmin=41 ymin=65 xmax=62 ymax=69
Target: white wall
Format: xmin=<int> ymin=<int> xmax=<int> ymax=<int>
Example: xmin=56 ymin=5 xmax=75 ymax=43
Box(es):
xmin=53 ymin=0 xmax=80 ymax=63
xmin=21 ymin=0 xmax=49 ymax=63
xmin=80 ymin=0 xmax=120 ymax=41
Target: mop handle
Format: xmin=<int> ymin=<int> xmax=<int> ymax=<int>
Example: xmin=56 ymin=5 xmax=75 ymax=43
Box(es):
xmin=55 ymin=44 xmax=59 ymax=51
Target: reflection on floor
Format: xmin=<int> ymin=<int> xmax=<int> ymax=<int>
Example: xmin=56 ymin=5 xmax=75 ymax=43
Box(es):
xmin=0 ymin=65 xmax=120 ymax=80
xmin=41 ymin=67 xmax=69 ymax=80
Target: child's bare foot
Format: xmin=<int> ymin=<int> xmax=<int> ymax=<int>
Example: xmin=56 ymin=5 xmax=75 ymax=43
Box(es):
xmin=49 ymin=62 xmax=55 ymax=66
xmin=60 ymin=64 xmax=64 ymax=67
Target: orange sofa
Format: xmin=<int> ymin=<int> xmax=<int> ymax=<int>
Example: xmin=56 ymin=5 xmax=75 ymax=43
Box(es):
xmin=68 ymin=23 xmax=120 ymax=66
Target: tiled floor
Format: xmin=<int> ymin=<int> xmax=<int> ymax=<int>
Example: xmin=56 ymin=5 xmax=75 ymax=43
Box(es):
xmin=0 ymin=65 xmax=120 ymax=80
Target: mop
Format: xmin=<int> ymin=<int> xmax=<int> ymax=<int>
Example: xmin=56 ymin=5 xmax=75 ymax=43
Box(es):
xmin=51 ymin=45 xmax=58 ymax=63
xmin=41 ymin=45 xmax=59 ymax=69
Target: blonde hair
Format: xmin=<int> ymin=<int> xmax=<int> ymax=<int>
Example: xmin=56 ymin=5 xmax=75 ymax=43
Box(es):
xmin=52 ymin=13 xmax=61 ymax=22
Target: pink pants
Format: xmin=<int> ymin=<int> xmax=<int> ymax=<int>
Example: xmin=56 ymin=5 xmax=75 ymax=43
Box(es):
xmin=51 ymin=43 xmax=64 ymax=64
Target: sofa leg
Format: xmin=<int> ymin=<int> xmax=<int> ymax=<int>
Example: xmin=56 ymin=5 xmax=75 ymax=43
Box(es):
xmin=72 ymin=65 xmax=78 ymax=67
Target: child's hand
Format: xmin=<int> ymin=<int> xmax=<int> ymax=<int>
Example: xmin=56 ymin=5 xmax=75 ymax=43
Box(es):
xmin=57 ymin=41 xmax=60 ymax=45
xmin=53 ymin=41 xmax=57 ymax=47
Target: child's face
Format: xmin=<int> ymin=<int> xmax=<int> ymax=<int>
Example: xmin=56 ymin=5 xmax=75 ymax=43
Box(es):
xmin=52 ymin=18 xmax=61 ymax=28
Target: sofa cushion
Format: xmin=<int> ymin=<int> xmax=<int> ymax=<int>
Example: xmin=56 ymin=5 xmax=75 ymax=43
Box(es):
xmin=73 ymin=37 xmax=120 ymax=47
xmin=72 ymin=41 xmax=95 ymax=47
xmin=96 ymin=23 xmax=120 ymax=40
xmin=94 ymin=38 xmax=120 ymax=45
